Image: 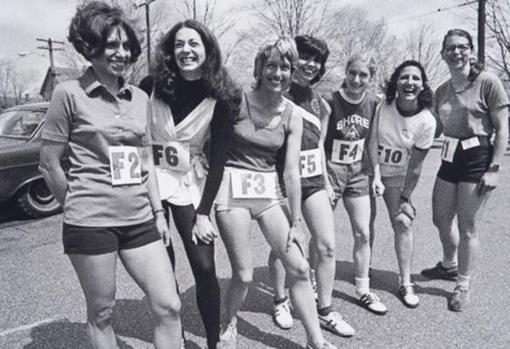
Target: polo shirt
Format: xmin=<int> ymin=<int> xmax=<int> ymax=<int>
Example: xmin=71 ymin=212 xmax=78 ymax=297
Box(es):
xmin=42 ymin=67 xmax=153 ymax=227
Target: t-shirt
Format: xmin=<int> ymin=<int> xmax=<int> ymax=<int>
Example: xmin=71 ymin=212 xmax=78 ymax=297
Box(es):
xmin=435 ymin=71 xmax=510 ymax=138
xmin=41 ymin=67 xmax=153 ymax=226
xmin=377 ymin=100 xmax=436 ymax=177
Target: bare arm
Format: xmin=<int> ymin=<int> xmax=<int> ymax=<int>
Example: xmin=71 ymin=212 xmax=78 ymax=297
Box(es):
xmin=401 ymin=147 xmax=429 ymax=200
xmin=319 ymin=99 xmax=334 ymax=201
xmin=284 ymin=109 xmax=304 ymax=223
xmin=368 ymin=104 xmax=384 ymax=196
xmin=39 ymin=141 xmax=68 ymax=205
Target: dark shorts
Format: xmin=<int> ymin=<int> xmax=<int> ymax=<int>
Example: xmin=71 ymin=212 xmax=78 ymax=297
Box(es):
xmin=327 ymin=160 xmax=369 ymax=207
xmin=301 ymin=175 xmax=326 ymax=202
xmin=63 ymin=219 xmax=161 ymax=255
xmin=437 ymin=136 xmax=492 ymax=184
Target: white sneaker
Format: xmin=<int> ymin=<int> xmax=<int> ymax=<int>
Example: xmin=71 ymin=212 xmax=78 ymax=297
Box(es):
xmin=306 ymin=340 xmax=338 ymax=349
xmin=318 ymin=311 xmax=355 ymax=337
xmin=358 ymin=292 xmax=388 ymax=315
xmin=399 ymin=284 xmax=419 ymax=308
xmin=218 ymin=322 xmax=237 ymax=349
xmin=273 ymin=298 xmax=293 ymax=329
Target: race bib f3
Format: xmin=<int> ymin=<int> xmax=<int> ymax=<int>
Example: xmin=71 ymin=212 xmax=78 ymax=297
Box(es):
xmin=230 ymin=169 xmax=278 ymax=199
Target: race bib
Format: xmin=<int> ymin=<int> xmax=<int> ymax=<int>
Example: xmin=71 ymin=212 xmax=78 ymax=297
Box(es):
xmin=109 ymin=146 xmax=142 ymax=186
xmin=152 ymin=141 xmax=191 ymax=172
xmin=461 ymin=136 xmax=480 ymax=150
xmin=299 ymin=148 xmax=322 ymax=178
xmin=378 ymin=145 xmax=405 ymax=166
xmin=230 ymin=169 xmax=278 ymax=199
xmin=441 ymin=136 xmax=459 ymax=163
xmin=331 ymin=139 xmax=364 ymax=165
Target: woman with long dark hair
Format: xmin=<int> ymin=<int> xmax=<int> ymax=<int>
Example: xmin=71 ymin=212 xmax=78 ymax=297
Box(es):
xmin=421 ymin=29 xmax=509 ymax=311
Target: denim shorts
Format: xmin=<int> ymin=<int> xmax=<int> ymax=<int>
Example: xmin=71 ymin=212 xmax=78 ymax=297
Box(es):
xmin=327 ymin=160 xmax=369 ymax=207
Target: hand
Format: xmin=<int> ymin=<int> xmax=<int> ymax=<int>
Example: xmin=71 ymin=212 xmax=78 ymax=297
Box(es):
xmin=371 ymin=176 xmax=385 ymax=197
xmin=155 ymin=212 xmax=171 ymax=246
xmin=325 ymin=181 xmax=336 ymax=207
xmin=477 ymin=171 xmax=498 ymax=196
xmin=192 ymin=214 xmax=218 ymax=245
xmin=286 ymin=218 xmax=307 ymax=257
xmin=394 ymin=198 xmax=416 ymax=221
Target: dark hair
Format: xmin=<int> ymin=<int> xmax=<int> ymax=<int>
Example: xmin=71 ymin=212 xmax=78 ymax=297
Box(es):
xmin=294 ymin=35 xmax=329 ymax=84
xmin=441 ymin=28 xmax=483 ymax=82
xmin=385 ymin=60 xmax=433 ymax=109
xmin=153 ymin=19 xmax=241 ymax=119
xmin=68 ymin=1 xmax=141 ymax=62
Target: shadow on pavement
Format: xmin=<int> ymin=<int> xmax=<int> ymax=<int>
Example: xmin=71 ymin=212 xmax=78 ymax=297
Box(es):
xmin=23 ymin=318 xmax=135 ymax=349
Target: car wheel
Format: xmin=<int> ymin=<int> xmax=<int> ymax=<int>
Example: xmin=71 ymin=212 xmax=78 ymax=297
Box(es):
xmin=16 ymin=179 xmax=62 ymax=218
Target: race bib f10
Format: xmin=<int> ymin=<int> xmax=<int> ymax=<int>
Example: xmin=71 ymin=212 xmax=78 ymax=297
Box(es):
xmin=230 ymin=169 xmax=278 ymax=199
xmin=109 ymin=146 xmax=142 ymax=186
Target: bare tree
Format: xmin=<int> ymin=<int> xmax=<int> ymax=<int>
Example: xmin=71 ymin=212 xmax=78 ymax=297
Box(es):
xmin=485 ymin=0 xmax=510 ymax=83
xmin=0 ymin=59 xmax=14 ymax=107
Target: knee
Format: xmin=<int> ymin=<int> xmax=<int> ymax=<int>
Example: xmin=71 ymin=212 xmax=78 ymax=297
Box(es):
xmin=232 ymin=268 xmax=253 ymax=286
xmin=353 ymin=229 xmax=370 ymax=247
xmin=286 ymin=259 xmax=310 ymax=282
xmin=87 ymin=300 xmax=115 ymax=330
xmin=315 ymin=240 xmax=335 ymax=261
xmin=151 ymin=295 xmax=181 ymax=321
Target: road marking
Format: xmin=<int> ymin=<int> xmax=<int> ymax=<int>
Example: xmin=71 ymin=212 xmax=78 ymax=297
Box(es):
xmin=0 ymin=317 xmax=65 ymax=337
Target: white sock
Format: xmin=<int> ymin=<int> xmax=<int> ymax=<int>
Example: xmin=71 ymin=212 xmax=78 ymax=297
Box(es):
xmin=457 ymin=274 xmax=470 ymax=289
xmin=355 ymin=277 xmax=370 ymax=296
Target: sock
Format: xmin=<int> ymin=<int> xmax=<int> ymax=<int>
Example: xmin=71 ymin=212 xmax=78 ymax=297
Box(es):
xmin=355 ymin=277 xmax=370 ymax=296
xmin=457 ymin=274 xmax=470 ymax=289
xmin=442 ymin=256 xmax=458 ymax=269
xmin=274 ymin=296 xmax=288 ymax=305
xmin=317 ymin=305 xmax=332 ymax=317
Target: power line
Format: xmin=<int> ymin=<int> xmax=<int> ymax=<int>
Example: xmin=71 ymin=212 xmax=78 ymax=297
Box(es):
xmin=386 ymin=0 xmax=477 ymax=25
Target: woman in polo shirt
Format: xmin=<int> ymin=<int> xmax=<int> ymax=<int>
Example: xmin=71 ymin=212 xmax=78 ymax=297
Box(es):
xmin=148 ymin=20 xmax=241 ymax=349
xmin=369 ymin=60 xmax=436 ymax=309
xmin=38 ymin=2 xmax=182 ymax=348
xmin=421 ymin=29 xmax=509 ymax=312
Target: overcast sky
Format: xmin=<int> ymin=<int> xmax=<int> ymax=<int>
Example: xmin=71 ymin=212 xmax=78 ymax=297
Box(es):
xmin=0 ymin=0 xmax=474 ymax=91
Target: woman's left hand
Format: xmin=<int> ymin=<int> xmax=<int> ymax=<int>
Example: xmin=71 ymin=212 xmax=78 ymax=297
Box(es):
xmin=192 ymin=214 xmax=218 ymax=245
xmin=286 ymin=218 xmax=306 ymax=256
xmin=155 ymin=212 xmax=171 ymax=246
xmin=478 ymin=171 xmax=498 ymax=195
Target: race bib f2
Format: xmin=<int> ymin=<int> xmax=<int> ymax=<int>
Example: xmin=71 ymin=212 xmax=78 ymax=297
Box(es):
xmin=152 ymin=141 xmax=191 ymax=172
xmin=331 ymin=139 xmax=364 ymax=165
xmin=230 ymin=169 xmax=278 ymax=199
xmin=300 ymin=148 xmax=322 ymax=178
xmin=109 ymin=146 xmax=142 ymax=186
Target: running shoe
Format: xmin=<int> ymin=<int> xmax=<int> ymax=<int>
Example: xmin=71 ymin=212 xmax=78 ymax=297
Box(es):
xmin=358 ymin=292 xmax=388 ymax=315
xmin=273 ymin=298 xmax=293 ymax=329
xmin=217 ymin=322 xmax=237 ymax=349
xmin=398 ymin=284 xmax=419 ymax=308
xmin=318 ymin=311 xmax=355 ymax=337
xmin=448 ymin=285 xmax=470 ymax=312
xmin=421 ymin=262 xmax=458 ymax=281
xmin=306 ymin=340 xmax=338 ymax=349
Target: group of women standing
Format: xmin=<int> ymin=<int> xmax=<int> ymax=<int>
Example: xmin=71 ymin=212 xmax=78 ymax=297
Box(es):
xmin=38 ymin=1 xmax=508 ymax=348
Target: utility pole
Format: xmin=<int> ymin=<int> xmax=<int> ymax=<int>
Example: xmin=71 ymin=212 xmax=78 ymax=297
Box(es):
xmin=478 ymin=0 xmax=486 ymax=65
xmin=37 ymin=38 xmax=64 ymax=93
xmin=135 ymin=0 xmax=158 ymax=74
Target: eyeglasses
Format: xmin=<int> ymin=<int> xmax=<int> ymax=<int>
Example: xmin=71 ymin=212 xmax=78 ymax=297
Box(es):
xmin=445 ymin=44 xmax=471 ymax=53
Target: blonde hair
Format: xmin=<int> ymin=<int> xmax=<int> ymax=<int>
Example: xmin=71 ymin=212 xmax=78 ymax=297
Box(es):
xmin=345 ymin=53 xmax=377 ymax=78
xmin=253 ymin=37 xmax=298 ymax=90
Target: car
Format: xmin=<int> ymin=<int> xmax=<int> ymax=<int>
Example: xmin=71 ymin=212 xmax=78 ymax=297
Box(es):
xmin=0 ymin=102 xmax=64 ymax=218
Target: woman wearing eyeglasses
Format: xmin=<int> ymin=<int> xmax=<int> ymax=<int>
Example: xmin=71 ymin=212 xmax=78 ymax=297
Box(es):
xmin=421 ymin=29 xmax=509 ymax=312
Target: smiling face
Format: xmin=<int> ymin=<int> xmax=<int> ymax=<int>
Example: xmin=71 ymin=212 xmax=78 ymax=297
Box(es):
xmin=90 ymin=25 xmax=131 ymax=79
xmin=344 ymin=60 xmax=371 ymax=99
xmin=396 ymin=65 xmax=424 ymax=103
xmin=174 ymin=27 xmax=206 ymax=79
xmin=441 ymin=34 xmax=472 ymax=71
xmin=259 ymin=54 xmax=292 ymax=94
xmin=294 ymin=52 xmax=321 ymax=85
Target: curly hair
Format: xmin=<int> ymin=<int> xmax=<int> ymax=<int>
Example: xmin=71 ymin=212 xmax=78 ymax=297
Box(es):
xmin=68 ymin=1 xmax=141 ymax=62
xmin=252 ymin=37 xmax=298 ymax=90
xmin=441 ymin=28 xmax=483 ymax=82
xmin=152 ymin=19 xmax=241 ymax=119
xmin=385 ymin=60 xmax=433 ymax=109
xmin=294 ymin=35 xmax=329 ymax=85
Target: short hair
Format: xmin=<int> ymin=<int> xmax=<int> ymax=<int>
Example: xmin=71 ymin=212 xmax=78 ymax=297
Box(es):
xmin=345 ymin=53 xmax=377 ymax=78
xmin=294 ymin=35 xmax=330 ymax=84
xmin=441 ymin=28 xmax=482 ymax=81
xmin=253 ymin=37 xmax=298 ymax=90
xmin=385 ymin=60 xmax=433 ymax=109
xmin=68 ymin=1 xmax=141 ymax=62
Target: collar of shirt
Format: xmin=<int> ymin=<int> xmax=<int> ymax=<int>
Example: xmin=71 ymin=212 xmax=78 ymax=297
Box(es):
xmin=80 ymin=67 xmax=132 ymax=101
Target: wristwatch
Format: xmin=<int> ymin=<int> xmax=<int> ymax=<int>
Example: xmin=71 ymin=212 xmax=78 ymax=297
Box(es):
xmin=487 ymin=163 xmax=500 ymax=173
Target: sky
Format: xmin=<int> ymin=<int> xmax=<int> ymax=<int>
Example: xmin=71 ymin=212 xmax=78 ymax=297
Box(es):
xmin=0 ymin=0 xmax=476 ymax=92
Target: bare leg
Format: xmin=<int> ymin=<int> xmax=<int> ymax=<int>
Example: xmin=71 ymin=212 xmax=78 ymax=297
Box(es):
xmin=432 ymin=177 xmax=459 ymax=265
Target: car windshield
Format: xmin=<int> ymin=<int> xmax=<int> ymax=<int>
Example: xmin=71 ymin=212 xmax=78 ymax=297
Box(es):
xmin=0 ymin=109 xmax=45 ymax=139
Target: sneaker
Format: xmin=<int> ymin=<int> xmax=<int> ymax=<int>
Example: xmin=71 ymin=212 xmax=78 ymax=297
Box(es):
xmin=448 ymin=285 xmax=470 ymax=312
xmin=318 ymin=311 xmax=355 ymax=337
xmin=398 ymin=284 xmax=419 ymax=308
xmin=217 ymin=322 xmax=237 ymax=349
xmin=273 ymin=298 xmax=293 ymax=329
xmin=306 ymin=340 xmax=338 ymax=349
xmin=358 ymin=292 xmax=388 ymax=315
xmin=421 ymin=262 xmax=458 ymax=281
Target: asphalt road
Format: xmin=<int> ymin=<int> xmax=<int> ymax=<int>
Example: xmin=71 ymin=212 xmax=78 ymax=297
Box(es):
xmin=1 ymin=149 xmax=509 ymax=349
